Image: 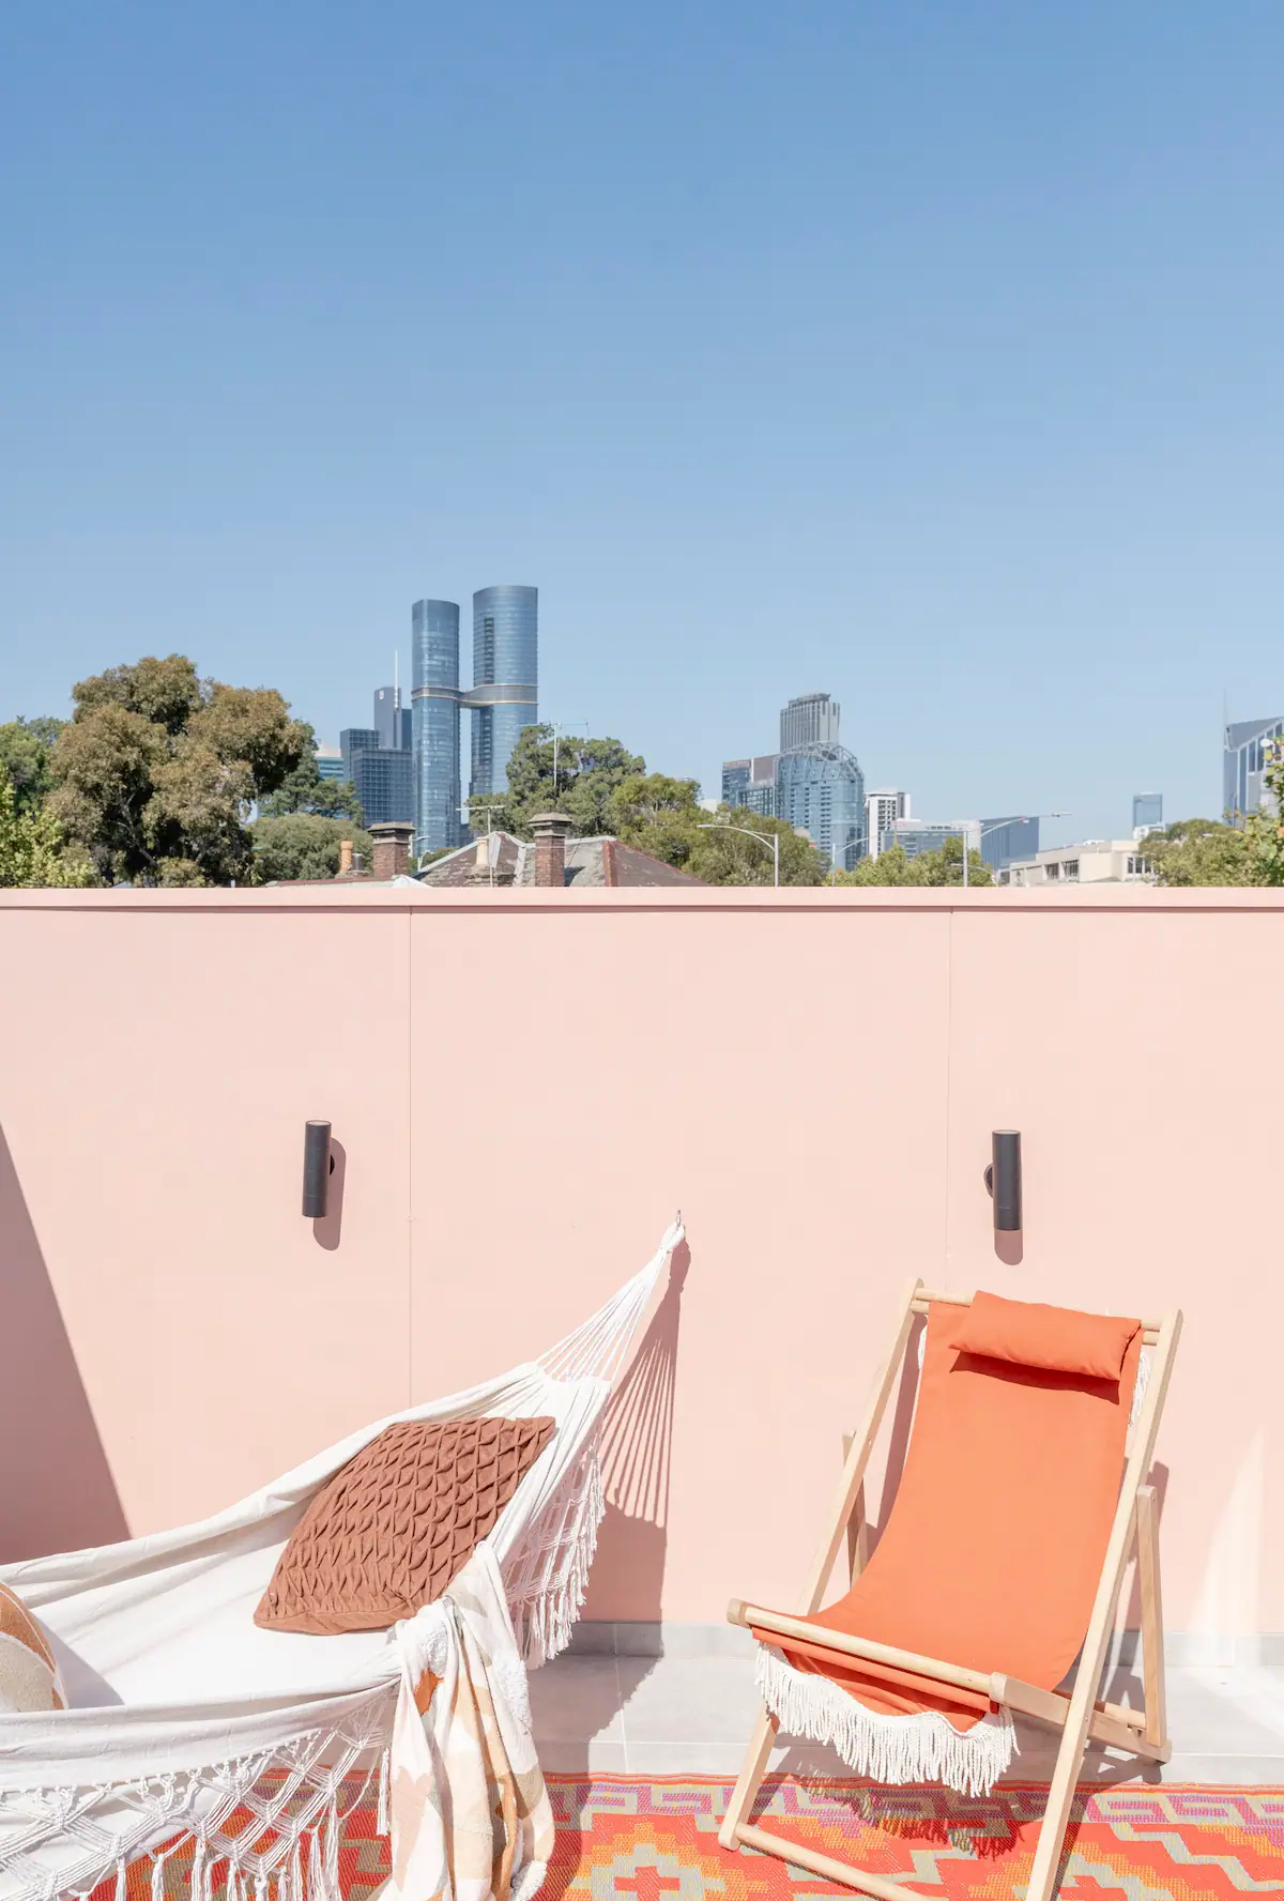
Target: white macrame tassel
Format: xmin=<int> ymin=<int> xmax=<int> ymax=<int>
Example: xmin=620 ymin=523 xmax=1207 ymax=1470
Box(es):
xmin=114 ymin=1860 xmax=127 ymax=1901
xmin=755 ymin=1645 xmax=1016 ymax=1798
xmin=376 ymin=1748 xmax=391 ymax=1837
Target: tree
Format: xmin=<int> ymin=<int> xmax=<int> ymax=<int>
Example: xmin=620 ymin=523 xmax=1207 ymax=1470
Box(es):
xmin=255 ymin=724 xmax=364 ymax=822
xmin=48 ymin=655 xmax=310 ymax=885
xmin=250 ymin=814 xmax=375 ymax=884
xmin=688 ymin=810 xmax=828 ymax=886
xmin=472 ymin=725 xmax=645 ymax=837
xmin=0 ymin=774 xmax=91 ymax=887
xmin=1242 ymin=739 xmax=1284 ymax=885
xmin=604 ymin=772 xmax=707 ymax=869
xmin=0 ymin=717 xmax=66 ymax=813
xmin=1142 ymin=819 xmax=1256 ymax=887
xmin=836 ymin=837 xmax=993 ymax=886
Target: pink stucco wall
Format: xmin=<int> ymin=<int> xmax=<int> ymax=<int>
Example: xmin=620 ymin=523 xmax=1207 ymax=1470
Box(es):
xmin=0 ymin=884 xmax=1279 ymax=1640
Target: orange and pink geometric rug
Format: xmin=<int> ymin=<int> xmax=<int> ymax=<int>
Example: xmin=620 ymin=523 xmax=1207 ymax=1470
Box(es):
xmin=334 ymin=1774 xmax=1284 ymax=1900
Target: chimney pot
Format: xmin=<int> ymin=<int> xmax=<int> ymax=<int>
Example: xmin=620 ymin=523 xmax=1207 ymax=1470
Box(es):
xmin=369 ymin=820 xmax=415 ymax=881
xmin=338 ymin=838 xmax=354 ymax=876
xmin=530 ymin=812 xmax=573 ymax=888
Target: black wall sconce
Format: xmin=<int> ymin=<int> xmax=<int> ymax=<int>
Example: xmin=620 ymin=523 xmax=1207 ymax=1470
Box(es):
xmin=302 ymin=1121 xmax=333 ymax=1218
xmin=984 ymin=1130 xmax=1022 ymax=1232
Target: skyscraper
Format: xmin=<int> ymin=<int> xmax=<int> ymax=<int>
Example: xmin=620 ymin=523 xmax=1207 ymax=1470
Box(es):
xmin=1224 ymin=717 xmax=1282 ymax=819
xmin=352 ymin=747 xmax=415 ymax=826
xmin=340 ymin=727 xmax=379 ymax=777
xmin=776 ymin=746 xmax=866 ymax=870
xmin=980 ymin=815 xmax=1040 ymax=871
xmin=374 ymin=685 xmax=412 ymax=752
xmin=722 ymin=755 xmax=780 ymax=815
xmin=411 ymin=599 xmax=463 ymax=857
xmin=1132 ymin=792 xmax=1163 ymax=838
xmin=865 ymin=788 xmax=910 ymax=859
xmin=467 ymin=585 xmax=538 ymax=799
xmin=780 ymin=692 xmax=840 ymax=752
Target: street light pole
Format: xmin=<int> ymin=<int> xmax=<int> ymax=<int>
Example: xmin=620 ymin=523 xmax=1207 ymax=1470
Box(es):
xmin=964 ymin=815 xmax=1067 ymax=889
xmin=697 ymin=821 xmax=780 ymax=886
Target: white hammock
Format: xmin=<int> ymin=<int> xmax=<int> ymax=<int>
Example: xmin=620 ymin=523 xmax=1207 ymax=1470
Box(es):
xmin=0 ymin=1219 xmax=683 ymax=1901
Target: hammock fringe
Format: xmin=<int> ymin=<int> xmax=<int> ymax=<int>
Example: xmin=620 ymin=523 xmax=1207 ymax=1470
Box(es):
xmin=754 ymin=1645 xmax=1016 ymax=1798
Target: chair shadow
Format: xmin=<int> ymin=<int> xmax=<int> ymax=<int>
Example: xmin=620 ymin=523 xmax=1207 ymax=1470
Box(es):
xmin=530 ymin=1235 xmax=688 ymax=1766
xmin=0 ymin=1124 xmax=128 ymax=1560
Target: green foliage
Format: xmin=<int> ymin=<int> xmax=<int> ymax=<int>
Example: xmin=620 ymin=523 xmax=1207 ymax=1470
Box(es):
xmin=48 ymin=656 xmax=310 ymax=886
xmin=256 ymin=724 xmax=364 ymax=821
xmin=473 ymin=725 xmax=645 ymax=837
xmin=604 ymin=772 xmax=706 ymax=868
xmin=836 ymin=837 xmax=993 ymax=886
xmin=0 ymin=774 xmax=92 ymax=887
xmin=687 ymin=809 xmax=828 ymax=886
xmin=1142 ymin=819 xmax=1256 ymax=887
xmin=250 ymin=814 xmax=375 ymax=884
xmin=0 ymin=716 xmax=66 ymax=813
xmin=1242 ymin=740 xmax=1284 ymax=885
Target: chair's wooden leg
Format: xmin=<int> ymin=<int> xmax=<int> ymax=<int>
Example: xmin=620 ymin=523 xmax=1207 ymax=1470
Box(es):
xmin=718 ymin=1708 xmax=778 ymax=1850
xmin=1136 ymin=1484 xmax=1168 ymax=1751
xmin=1024 ymin=1679 xmax=1095 ymax=1901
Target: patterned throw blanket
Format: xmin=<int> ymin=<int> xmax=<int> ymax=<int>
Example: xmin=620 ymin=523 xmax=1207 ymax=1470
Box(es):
xmin=387 ymin=1543 xmax=553 ymax=1901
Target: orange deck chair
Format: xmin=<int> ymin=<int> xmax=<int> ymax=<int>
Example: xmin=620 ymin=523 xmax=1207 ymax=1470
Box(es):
xmin=720 ymin=1283 xmax=1181 ymax=1901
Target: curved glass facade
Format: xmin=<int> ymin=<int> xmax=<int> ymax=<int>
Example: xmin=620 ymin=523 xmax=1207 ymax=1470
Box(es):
xmin=467 ymin=585 xmax=538 ymax=798
xmin=776 ymin=743 xmax=866 ymax=871
xmin=411 ymin=599 xmax=462 ymax=856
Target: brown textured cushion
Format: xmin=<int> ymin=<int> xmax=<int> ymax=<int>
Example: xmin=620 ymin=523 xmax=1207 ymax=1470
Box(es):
xmin=0 ymin=1581 xmax=66 ymax=1713
xmin=255 ymin=1414 xmax=556 ymax=1635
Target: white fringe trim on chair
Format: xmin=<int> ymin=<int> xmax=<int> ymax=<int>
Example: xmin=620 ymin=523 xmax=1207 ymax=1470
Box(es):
xmin=754 ymin=1645 xmax=1016 ymax=1798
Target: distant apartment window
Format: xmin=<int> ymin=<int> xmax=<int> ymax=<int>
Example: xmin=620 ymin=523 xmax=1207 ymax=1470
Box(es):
xmin=1127 ymin=855 xmax=1150 ymax=876
xmin=1045 ymin=862 xmax=1060 ymax=880
xmin=1062 ymin=860 xmax=1080 ymax=880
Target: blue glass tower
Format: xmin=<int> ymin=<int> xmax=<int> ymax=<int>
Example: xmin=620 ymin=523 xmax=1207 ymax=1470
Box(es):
xmin=465 ymin=586 xmax=538 ymax=799
xmin=411 ymin=600 xmax=462 ymax=856
xmin=776 ymin=743 xmax=866 ymax=870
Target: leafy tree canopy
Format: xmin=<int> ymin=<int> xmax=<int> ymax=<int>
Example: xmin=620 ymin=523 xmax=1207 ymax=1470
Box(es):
xmin=0 ymin=716 xmax=67 ymax=813
xmin=835 ymin=838 xmax=994 ymax=886
xmin=49 ymin=655 xmax=310 ymax=886
xmin=0 ymin=773 xmax=91 ymax=888
xmin=1241 ymin=740 xmax=1284 ymax=886
xmin=471 ymin=725 xmax=645 ymax=837
xmin=686 ymin=808 xmax=828 ymax=886
xmin=256 ymin=724 xmax=364 ymax=822
xmin=1141 ymin=820 xmax=1256 ymax=887
xmin=250 ymin=814 xmax=375 ymax=884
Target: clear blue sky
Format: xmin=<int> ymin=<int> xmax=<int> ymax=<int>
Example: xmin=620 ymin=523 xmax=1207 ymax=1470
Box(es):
xmin=3 ymin=2 xmax=1281 ymax=842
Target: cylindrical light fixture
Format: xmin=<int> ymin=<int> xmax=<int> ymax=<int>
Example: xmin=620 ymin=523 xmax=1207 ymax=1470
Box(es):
xmin=302 ymin=1121 xmax=332 ymax=1218
xmin=987 ymin=1129 xmax=1022 ymax=1232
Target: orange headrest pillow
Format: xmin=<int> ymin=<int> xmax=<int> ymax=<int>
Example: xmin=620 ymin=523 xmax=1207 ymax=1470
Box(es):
xmin=952 ymin=1291 xmax=1140 ymax=1382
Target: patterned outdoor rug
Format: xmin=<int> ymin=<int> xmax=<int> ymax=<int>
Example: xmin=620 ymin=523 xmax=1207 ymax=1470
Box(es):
xmin=329 ymin=1774 xmax=1283 ymax=1901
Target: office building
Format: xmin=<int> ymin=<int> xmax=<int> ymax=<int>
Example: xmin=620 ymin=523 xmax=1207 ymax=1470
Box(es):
xmin=1132 ymin=792 xmax=1163 ymax=835
xmin=722 ymin=755 xmax=779 ymax=816
xmin=340 ymin=728 xmax=379 ymax=778
xmin=1223 ymin=718 xmax=1283 ymax=820
xmin=999 ymin=841 xmax=1155 ymax=887
xmin=411 ymin=599 xmax=463 ymax=857
xmin=980 ymin=815 xmax=1039 ymax=872
xmin=883 ymin=818 xmax=981 ymax=860
xmin=351 ymin=746 xmax=414 ymax=826
xmin=315 ymin=745 xmax=346 ymax=783
xmin=865 ymin=789 xmax=909 ymax=860
xmin=468 ymin=585 xmax=538 ymax=800
xmin=780 ymin=692 xmax=840 ymax=752
xmin=776 ymin=745 xmax=866 ymax=871
xmin=374 ymin=685 xmax=412 ymax=753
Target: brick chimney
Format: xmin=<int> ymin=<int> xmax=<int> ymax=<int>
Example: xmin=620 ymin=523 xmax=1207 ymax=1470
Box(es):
xmin=369 ymin=821 xmax=415 ymax=881
xmin=337 ymin=838 xmax=354 ymax=877
xmin=530 ymin=812 xmax=573 ymax=888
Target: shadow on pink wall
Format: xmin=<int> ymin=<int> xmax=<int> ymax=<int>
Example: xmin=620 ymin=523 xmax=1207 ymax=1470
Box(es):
xmin=584 ymin=1238 xmax=688 ymax=1621
xmin=0 ymin=1127 xmax=128 ymax=1560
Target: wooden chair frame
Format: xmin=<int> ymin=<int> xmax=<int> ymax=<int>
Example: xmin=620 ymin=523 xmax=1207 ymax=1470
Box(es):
xmin=718 ymin=1279 xmax=1182 ymax=1901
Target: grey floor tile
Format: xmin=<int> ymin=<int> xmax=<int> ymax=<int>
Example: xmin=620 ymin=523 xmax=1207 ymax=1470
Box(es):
xmin=624 ymin=1742 xmax=742 ymax=1775
xmin=539 ymin=1737 xmax=630 ymax=1774
xmin=529 ymin=1657 xmax=625 ymax=1743
xmin=618 ymin=1656 xmax=762 ymax=1745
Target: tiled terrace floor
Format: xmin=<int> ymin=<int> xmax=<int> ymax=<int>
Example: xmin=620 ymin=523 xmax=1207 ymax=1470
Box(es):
xmin=530 ymin=1649 xmax=1284 ymax=1784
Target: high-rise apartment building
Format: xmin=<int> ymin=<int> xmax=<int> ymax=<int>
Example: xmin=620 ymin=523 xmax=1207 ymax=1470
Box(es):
xmin=865 ymin=788 xmax=909 ymax=859
xmin=340 ymin=728 xmax=379 ymax=778
xmin=780 ymin=692 xmax=840 ymax=752
xmin=315 ymin=745 xmax=346 ymax=782
xmin=1132 ymin=792 xmax=1163 ymax=833
xmin=1223 ymin=718 xmax=1282 ymax=819
xmin=374 ymin=685 xmax=412 ymax=752
xmin=352 ymin=747 xmax=414 ymax=827
xmin=776 ymin=745 xmax=866 ymax=870
xmin=411 ymin=599 xmax=463 ymax=857
xmin=884 ymin=818 xmax=981 ymax=860
xmin=468 ymin=586 xmax=539 ymax=800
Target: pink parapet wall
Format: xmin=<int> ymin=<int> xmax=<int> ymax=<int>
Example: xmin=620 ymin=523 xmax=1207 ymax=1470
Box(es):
xmin=0 ymin=882 xmax=1280 ymax=1647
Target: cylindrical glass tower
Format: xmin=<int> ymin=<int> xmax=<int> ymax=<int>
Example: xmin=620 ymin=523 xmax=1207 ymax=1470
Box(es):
xmin=411 ymin=599 xmax=462 ymax=856
xmin=467 ymin=585 xmax=538 ymax=799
